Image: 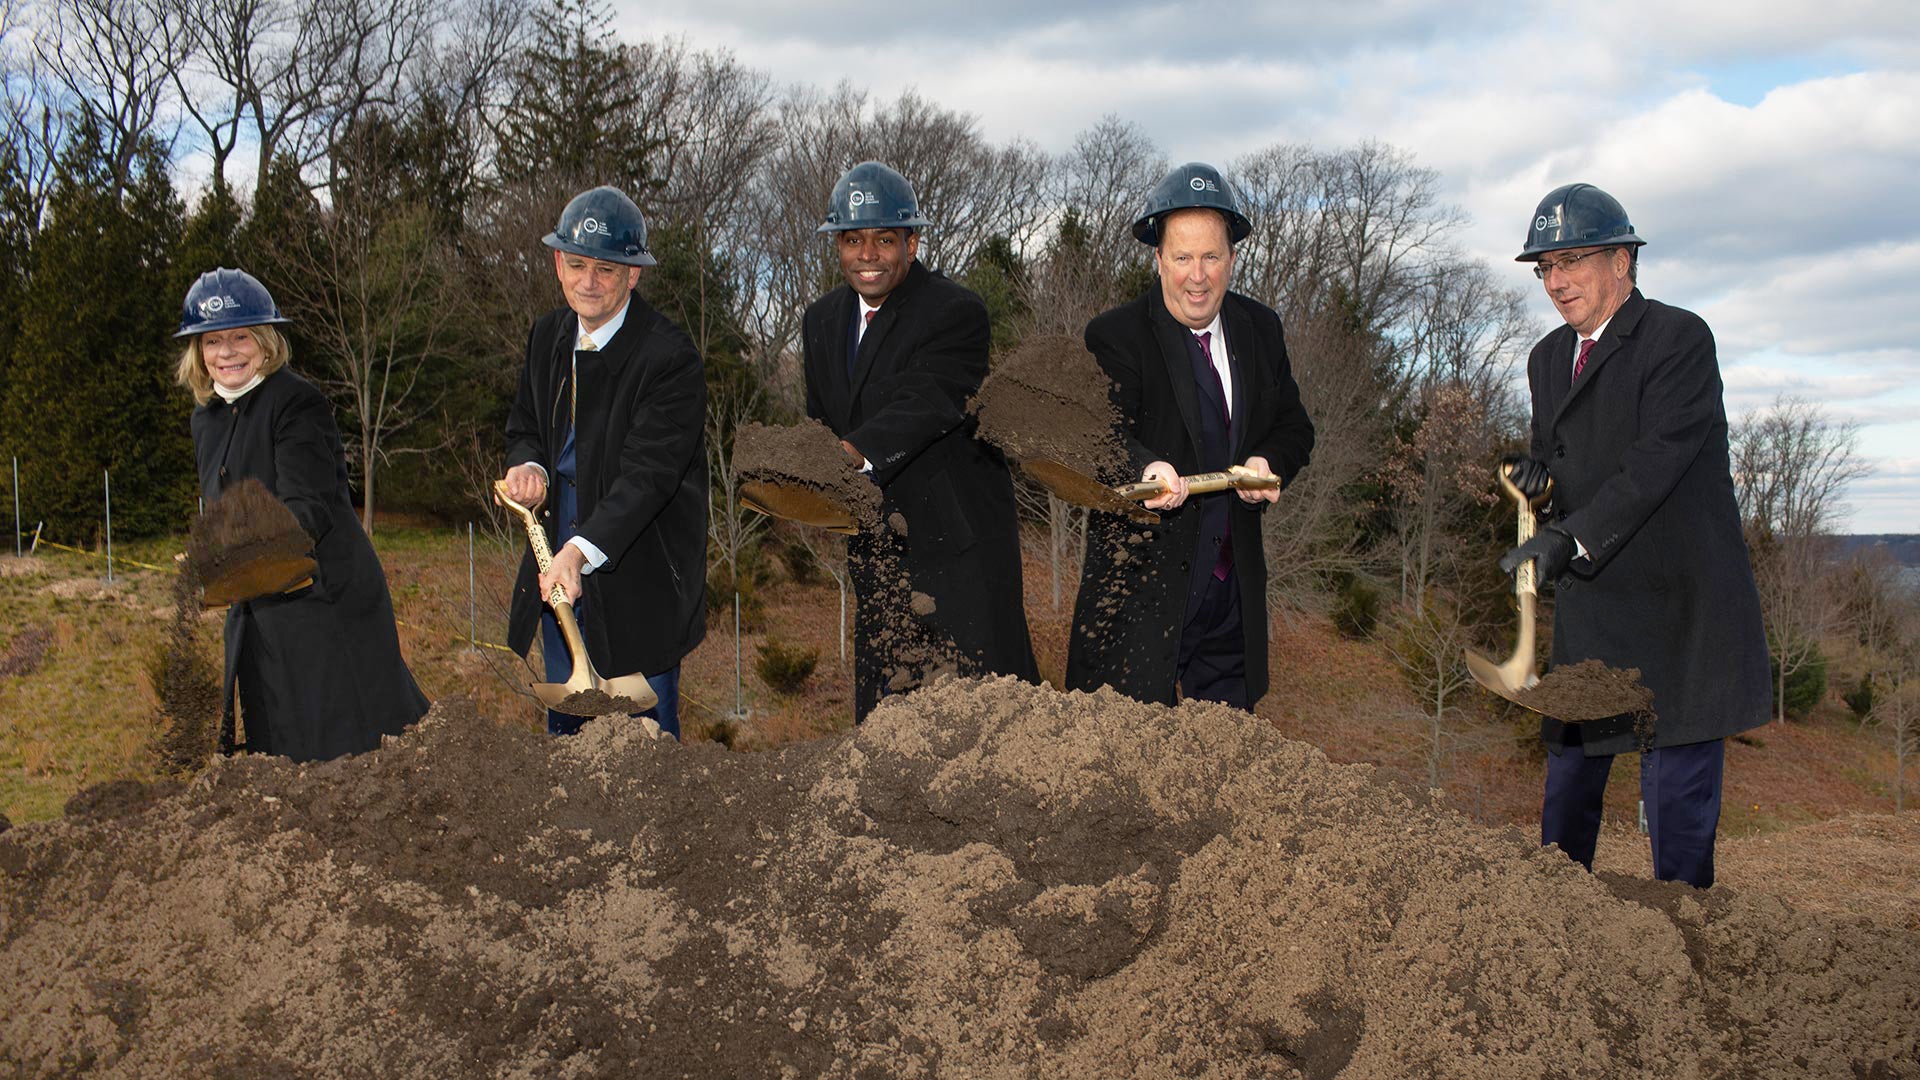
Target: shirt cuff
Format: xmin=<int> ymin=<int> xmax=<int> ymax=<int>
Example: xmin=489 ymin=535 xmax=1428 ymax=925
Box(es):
xmin=566 ymin=535 xmax=608 ymax=572
xmin=519 ymin=461 xmax=549 ymax=482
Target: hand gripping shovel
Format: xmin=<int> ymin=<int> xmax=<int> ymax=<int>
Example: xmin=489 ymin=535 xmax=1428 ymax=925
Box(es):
xmin=1464 ymin=465 xmax=1551 ymax=704
xmin=493 ymin=481 xmax=658 ymax=716
xmin=1019 ymin=459 xmax=1281 ymax=524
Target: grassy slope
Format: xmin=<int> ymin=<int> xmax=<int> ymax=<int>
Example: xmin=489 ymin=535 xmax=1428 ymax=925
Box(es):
xmin=1 ymin=522 xmax=1909 ymax=838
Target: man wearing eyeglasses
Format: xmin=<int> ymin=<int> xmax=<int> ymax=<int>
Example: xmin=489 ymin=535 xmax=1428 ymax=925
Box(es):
xmin=1498 ymin=183 xmax=1768 ymax=888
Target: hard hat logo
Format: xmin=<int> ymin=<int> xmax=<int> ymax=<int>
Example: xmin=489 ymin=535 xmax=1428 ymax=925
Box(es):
xmin=849 ymin=190 xmax=869 ymax=208
xmin=199 ymin=295 xmax=232 ymax=316
xmin=1189 ymin=176 xmax=1218 ymax=192
xmin=1535 ymin=212 xmax=1557 ymax=232
xmin=579 ymin=217 xmax=608 ymax=236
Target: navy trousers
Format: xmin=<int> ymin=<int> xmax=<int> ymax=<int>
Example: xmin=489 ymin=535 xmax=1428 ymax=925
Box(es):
xmin=539 ymin=426 xmax=680 ymax=737
xmin=1541 ymin=732 xmax=1726 ymax=887
xmin=1176 ymin=566 xmax=1246 ymax=710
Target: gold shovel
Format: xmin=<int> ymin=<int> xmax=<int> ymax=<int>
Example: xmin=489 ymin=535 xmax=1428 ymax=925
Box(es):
xmin=738 ymin=480 xmax=858 ymax=534
xmin=493 ymin=480 xmax=658 ymax=716
xmin=1020 ymin=459 xmax=1281 ymax=524
xmin=1464 ymin=465 xmax=1552 ymax=705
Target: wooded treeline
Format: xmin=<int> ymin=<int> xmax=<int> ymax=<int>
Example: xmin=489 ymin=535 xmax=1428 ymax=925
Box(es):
xmin=0 ymin=0 xmax=1908 ymax=793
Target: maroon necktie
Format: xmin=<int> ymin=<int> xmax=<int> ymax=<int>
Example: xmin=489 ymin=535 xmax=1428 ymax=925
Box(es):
xmin=1574 ymin=337 xmax=1595 ymax=380
xmin=1194 ymin=331 xmax=1233 ymax=581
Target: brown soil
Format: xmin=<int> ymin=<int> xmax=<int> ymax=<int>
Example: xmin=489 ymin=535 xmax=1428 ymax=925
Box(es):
xmin=0 ymin=622 xmax=54 ymax=679
xmin=549 ymin=686 xmax=657 ymax=722
xmin=734 ymin=420 xmax=882 ymax=528
xmin=973 ymin=333 xmax=1127 ymax=480
xmin=4 ymin=678 xmax=1915 ymax=1078
xmin=184 ymin=477 xmax=314 ymax=601
xmin=1514 ymin=657 xmax=1656 ymax=724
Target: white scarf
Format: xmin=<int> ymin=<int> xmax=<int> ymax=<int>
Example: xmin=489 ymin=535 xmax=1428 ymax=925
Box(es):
xmin=213 ymin=372 xmax=266 ymax=403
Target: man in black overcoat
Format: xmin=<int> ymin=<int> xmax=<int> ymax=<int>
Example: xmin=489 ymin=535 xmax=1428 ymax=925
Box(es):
xmin=501 ymin=186 xmax=707 ymax=737
xmin=801 ymin=161 xmax=1037 ymax=721
xmin=1499 ymin=183 xmax=1769 ymax=887
xmin=1065 ymin=163 xmax=1315 ymax=710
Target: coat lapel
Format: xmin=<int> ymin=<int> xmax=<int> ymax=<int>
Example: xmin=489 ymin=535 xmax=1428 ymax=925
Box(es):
xmin=1551 ymin=289 xmax=1645 ymax=430
xmin=1148 ymin=295 xmax=1206 ymax=464
xmin=1222 ymin=300 xmax=1253 ymax=460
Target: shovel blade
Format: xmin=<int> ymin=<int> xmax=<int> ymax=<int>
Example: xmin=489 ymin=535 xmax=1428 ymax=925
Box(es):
xmin=1019 ymin=459 xmax=1160 ymax=523
xmin=739 ymin=480 xmax=858 ymax=534
xmin=1463 ymin=646 xmax=1539 ymax=706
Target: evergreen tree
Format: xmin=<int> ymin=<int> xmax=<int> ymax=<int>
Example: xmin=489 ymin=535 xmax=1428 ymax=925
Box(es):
xmin=491 ymin=0 xmax=665 ymax=194
xmin=0 ymin=119 xmax=192 ymax=541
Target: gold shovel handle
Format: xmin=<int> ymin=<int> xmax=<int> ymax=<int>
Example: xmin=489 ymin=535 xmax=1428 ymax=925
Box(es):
xmin=1113 ymin=468 xmax=1282 ymax=502
xmin=1496 ymin=465 xmax=1554 ymax=601
xmin=493 ymin=480 xmax=569 ymax=609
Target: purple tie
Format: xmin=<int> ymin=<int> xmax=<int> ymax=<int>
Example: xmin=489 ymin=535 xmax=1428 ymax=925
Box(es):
xmin=1194 ymin=331 xmax=1233 ymax=581
xmin=1574 ymin=337 xmax=1595 ymax=380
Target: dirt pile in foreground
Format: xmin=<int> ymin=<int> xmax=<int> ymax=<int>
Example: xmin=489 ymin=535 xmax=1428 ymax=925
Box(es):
xmin=3 ymin=678 xmax=1916 ymax=1078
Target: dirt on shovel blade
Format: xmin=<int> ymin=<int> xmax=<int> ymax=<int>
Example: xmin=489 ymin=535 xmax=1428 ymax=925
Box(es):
xmin=973 ymin=333 xmax=1129 ymax=480
xmin=550 ymin=687 xmax=653 ymax=720
xmin=1512 ymin=657 xmax=1657 ymax=724
xmin=184 ymin=477 xmax=312 ymax=595
xmin=3 ymin=677 xmax=1916 ymax=1078
xmin=733 ymin=419 xmax=881 ymax=529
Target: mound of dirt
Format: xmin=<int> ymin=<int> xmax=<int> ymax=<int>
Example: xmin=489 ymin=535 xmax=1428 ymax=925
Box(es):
xmin=3 ymin=679 xmax=1916 ymax=1078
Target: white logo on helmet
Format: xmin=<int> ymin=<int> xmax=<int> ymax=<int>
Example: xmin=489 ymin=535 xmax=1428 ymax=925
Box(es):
xmin=1189 ymin=176 xmax=1219 ymax=192
xmin=1535 ymin=210 xmax=1561 ymax=233
xmin=849 ymin=189 xmax=871 ymax=208
xmin=198 ymin=295 xmax=240 ymax=318
xmin=579 ymin=216 xmax=609 ymax=236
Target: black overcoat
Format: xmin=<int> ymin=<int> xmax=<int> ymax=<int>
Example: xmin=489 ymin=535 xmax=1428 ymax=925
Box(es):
xmin=1527 ymin=289 xmax=1770 ymax=754
xmin=1065 ymin=287 xmax=1315 ymax=707
xmin=504 ymin=292 xmax=708 ymax=678
xmin=191 ymin=367 xmax=428 ymax=761
xmin=802 ymin=261 xmax=1037 ymax=719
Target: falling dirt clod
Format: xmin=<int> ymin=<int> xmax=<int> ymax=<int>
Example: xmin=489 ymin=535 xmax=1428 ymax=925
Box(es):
xmin=972 ymin=333 xmax=1128 ymax=480
xmin=733 ymin=420 xmax=882 ymax=530
xmin=185 ymin=477 xmax=316 ymax=606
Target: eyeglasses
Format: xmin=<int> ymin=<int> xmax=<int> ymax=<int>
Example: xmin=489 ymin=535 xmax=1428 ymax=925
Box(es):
xmin=1532 ymin=249 xmax=1613 ymax=280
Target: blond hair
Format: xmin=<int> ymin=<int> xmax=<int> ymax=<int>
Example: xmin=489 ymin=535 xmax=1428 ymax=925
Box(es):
xmin=175 ymin=324 xmax=292 ymax=406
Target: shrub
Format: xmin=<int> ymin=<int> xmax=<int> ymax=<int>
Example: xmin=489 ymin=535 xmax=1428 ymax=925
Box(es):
xmin=1330 ymin=573 xmax=1385 ymax=640
xmin=1843 ymin=673 xmax=1874 ymax=718
xmin=755 ymin=635 xmax=818 ymax=696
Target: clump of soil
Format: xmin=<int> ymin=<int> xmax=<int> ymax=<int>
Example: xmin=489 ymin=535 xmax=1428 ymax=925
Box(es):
xmin=973 ymin=333 xmax=1127 ymax=480
xmin=3 ymin=679 xmax=1915 ymax=1078
xmin=0 ymin=623 xmax=54 ymax=679
xmin=1514 ymin=657 xmax=1656 ymax=724
xmin=185 ymin=477 xmax=315 ymax=604
xmin=733 ymin=420 xmax=881 ymax=529
xmin=909 ymin=590 xmax=936 ymax=617
xmin=549 ymin=687 xmax=659 ymax=726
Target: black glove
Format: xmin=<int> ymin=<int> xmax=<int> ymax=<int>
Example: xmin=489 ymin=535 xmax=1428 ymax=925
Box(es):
xmin=1499 ymin=523 xmax=1575 ymax=579
xmin=1501 ymin=454 xmax=1552 ymax=500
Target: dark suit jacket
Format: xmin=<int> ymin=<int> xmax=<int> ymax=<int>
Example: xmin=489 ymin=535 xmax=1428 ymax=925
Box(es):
xmin=505 ymin=292 xmax=708 ymax=678
xmin=802 ymin=260 xmax=1037 ymax=719
xmin=1527 ymin=289 xmax=1769 ymax=753
xmin=1066 ymin=286 xmax=1315 ymax=707
xmin=192 ymin=367 xmax=427 ymax=761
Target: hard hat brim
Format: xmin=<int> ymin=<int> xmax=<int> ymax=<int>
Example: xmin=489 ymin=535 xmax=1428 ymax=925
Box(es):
xmin=173 ymin=314 xmax=293 ymax=339
xmin=543 ymin=233 xmax=657 ymax=267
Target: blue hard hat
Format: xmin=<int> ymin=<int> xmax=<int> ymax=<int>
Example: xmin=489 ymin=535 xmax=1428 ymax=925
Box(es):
xmin=818 ymin=161 xmax=934 ymax=233
xmin=544 ymin=185 xmax=656 ymax=266
xmin=1132 ymin=162 xmax=1252 ymax=246
xmin=1517 ymin=183 xmax=1647 ymax=261
xmin=175 ymin=267 xmax=292 ymax=338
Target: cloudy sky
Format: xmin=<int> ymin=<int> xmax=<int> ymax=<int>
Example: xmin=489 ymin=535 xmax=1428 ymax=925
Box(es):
xmin=614 ymin=0 xmax=1920 ymax=533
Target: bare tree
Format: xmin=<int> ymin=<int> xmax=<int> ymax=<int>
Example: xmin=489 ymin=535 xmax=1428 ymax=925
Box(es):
xmin=2 ymin=0 xmax=67 ymax=218
xmin=1384 ymin=590 xmax=1485 ymax=790
xmin=1733 ymin=395 xmax=1870 ymax=721
xmin=1378 ymin=381 xmax=1502 ymax=609
xmin=33 ymin=0 xmax=187 ymax=197
xmin=1844 ymin=551 xmax=1920 ymax=812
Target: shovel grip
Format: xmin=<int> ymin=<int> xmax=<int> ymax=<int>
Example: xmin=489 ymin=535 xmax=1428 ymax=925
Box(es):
xmin=1115 ymin=469 xmax=1282 ymax=503
xmin=494 ymin=481 xmax=570 ymax=609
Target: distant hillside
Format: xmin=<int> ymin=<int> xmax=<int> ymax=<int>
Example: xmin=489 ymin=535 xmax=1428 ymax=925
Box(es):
xmin=1834 ymin=535 xmax=1920 ymax=567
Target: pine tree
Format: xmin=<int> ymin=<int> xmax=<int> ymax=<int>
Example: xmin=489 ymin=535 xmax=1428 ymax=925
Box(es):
xmin=0 ymin=120 xmax=192 ymax=542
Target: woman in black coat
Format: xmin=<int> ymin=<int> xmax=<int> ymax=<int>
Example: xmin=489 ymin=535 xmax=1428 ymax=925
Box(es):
xmin=173 ymin=268 xmax=428 ymax=761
